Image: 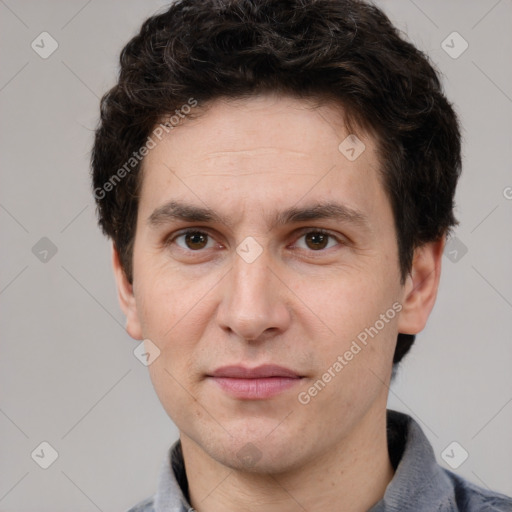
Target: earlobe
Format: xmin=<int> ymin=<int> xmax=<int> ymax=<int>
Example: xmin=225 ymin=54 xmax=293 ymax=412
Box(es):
xmin=397 ymin=237 xmax=445 ymax=335
xmin=111 ymin=244 xmax=143 ymax=340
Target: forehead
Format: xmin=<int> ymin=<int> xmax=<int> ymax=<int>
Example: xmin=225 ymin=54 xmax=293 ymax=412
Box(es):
xmin=137 ymin=94 xmax=387 ymax=226
xmin=150 ymin=94 xmax=374 ymax=162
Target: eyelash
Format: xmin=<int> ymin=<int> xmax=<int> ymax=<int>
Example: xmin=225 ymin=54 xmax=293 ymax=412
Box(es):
xmin=165 ymin=228 xmax=344 ymax=254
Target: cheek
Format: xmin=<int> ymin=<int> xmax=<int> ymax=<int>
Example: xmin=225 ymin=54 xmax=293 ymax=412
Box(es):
xmin=296 ymin=278 xmax=398 ymax=430
xmin=134 ymin=266 xmax=226 ymax=392
xmin=137 ymin=276 xmax=206 ymax=342
xmin=302 ymin=274 xmax=388 ymax=336
xmin=137 ymin=273 xmax=210 ymax=414
xmin=298 ymin=270 xmax=400 ymax=383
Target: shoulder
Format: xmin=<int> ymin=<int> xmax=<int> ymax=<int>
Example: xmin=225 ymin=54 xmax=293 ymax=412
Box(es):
xmin=444 ymin=470 xmax=512 ymax=511
xmin=126 ymin=496 xmax=155 ymax=512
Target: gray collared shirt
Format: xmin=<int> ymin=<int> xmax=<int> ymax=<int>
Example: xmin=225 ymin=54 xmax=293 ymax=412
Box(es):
xmin=128 ymin=410 xmax=512 ymax=511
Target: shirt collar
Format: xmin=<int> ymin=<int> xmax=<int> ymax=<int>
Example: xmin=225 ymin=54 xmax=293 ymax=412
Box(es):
xmin=369 ymin=410 xmax=454 ymax=511
xmin=154 ymin=410 xmax=454 ymax=512
xmin=154 ymin=441 xmax=190 ymax=512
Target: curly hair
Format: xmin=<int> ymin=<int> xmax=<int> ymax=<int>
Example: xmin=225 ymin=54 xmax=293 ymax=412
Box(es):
xmin=91 ymin=0 xmax=462 ymax=365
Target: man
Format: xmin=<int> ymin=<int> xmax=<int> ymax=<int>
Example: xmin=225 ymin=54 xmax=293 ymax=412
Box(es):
xmin=91 ymin=0 xmax=512 ymax=510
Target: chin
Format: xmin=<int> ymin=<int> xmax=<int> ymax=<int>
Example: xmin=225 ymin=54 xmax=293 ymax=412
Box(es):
xmin=201 ymin=429 xmax=308 ymax=475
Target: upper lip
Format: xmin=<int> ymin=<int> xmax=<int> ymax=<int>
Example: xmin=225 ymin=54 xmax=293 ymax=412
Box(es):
xmin=208 ymin=364 xmax=302 ymax=379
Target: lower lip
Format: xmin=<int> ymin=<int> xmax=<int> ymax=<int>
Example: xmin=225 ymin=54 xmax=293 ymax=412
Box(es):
xmin=209 ymin=377 xmax=301 ymax=399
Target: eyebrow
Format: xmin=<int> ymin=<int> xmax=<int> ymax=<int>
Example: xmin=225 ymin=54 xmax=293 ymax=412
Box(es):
xmin=147 ymin=200 xmax=369 ymax=230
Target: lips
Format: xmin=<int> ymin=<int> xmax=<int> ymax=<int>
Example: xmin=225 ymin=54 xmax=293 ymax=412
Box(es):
xmin=209 ymin=364 xmax=301 ymax=379
xmin=207 ymin=364 xmax=303 ymax=399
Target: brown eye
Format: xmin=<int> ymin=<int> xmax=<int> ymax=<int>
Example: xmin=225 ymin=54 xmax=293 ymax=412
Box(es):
xmin=170 ymin=230 xmax=214 ymax=251
xmin=304 ymin=232 xmax=330 ymax=250
xmin=184 ymin=231 xmax=209 ymax=250
xmin=294 ymin=230 xmax=340 ymax=252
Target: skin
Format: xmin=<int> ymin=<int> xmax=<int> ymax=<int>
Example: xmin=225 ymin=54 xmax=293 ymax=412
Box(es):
xmin=113 ymin=94 xmax=444 ymax=512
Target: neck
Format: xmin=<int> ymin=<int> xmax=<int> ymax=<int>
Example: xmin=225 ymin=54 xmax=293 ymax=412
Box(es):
xmin=181 ymin=406 xmax=393 ymax=512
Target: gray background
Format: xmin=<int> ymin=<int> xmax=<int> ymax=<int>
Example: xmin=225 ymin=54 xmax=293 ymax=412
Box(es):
xmin=1 ymin=0 xmax=511 ymax=510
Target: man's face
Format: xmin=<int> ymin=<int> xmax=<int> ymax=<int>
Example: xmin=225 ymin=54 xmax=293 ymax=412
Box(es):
xmin=121 ymin=94 xmax=411 ymax=472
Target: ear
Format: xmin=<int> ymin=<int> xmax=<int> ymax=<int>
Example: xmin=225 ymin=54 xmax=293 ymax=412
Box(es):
xmin=397 ymin=236 xmax=445 ymax=335
xmin=112 ymin=243 xmax=143 ymax=340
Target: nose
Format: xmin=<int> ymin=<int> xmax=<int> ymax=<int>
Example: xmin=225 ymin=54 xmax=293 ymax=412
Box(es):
xmin=216 ymin=246 xmax=292 ymax=343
